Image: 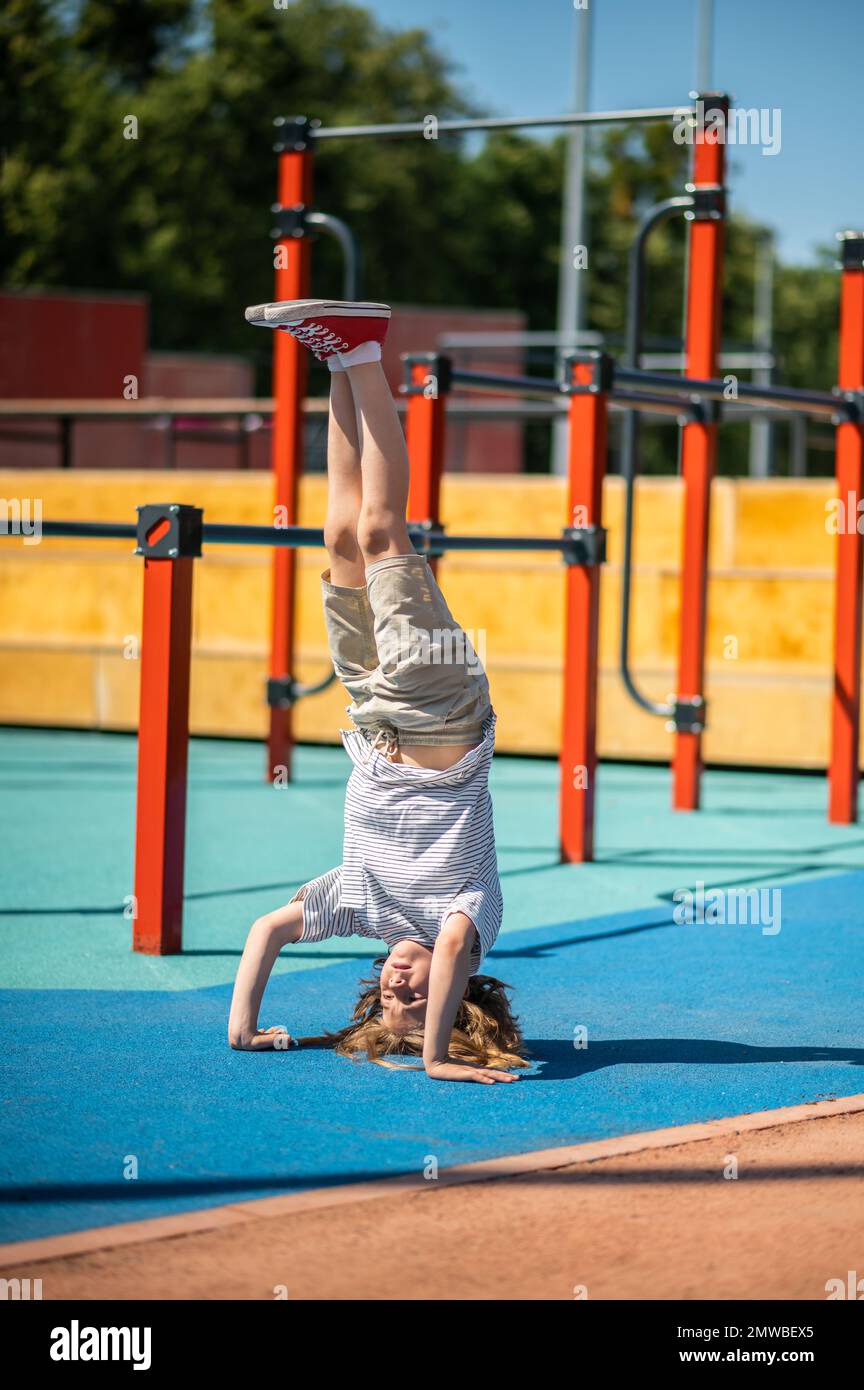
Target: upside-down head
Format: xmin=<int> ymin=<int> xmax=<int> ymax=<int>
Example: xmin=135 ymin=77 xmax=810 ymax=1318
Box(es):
xmin=316 ymin=948 xmax=530 ymax=1071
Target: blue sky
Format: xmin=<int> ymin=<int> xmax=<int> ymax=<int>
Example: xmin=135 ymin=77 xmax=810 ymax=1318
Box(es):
xmin=363 ymin=0 xmax=862 ymax=266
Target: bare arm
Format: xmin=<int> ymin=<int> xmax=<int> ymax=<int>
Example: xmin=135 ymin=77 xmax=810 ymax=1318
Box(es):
xmin=422 ymin=913 xmax=517 ymax=1084
xmin=228 ymin=901 xmax=304 ymax=1050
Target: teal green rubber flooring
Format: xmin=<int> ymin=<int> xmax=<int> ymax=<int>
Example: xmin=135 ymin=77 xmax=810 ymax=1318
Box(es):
xmin=2 ymin=729 xmax=862 ymax=1245
xmin=1 ymin=728 xmax=862 ymax=993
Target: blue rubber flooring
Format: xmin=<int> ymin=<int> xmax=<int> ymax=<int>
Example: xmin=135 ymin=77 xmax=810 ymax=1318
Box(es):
xmin=0 ymin=730 xmax=862 ymax=1243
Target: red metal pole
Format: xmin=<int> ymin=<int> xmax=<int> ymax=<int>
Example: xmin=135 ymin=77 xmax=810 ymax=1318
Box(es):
xmin=672 ymin=93 xmax=728 ymax=811
xmin=829 ymin=232 xmax=864 ymax=824
xmin=560 ymin=356 xmax=608 ymax=863
xmin=405 ymin=354 xmax=449 ymax=573
xmin=267 ymin=120 xmax=313 ymax=781
xmin=133 ymin=505 xmax=201 ymax=955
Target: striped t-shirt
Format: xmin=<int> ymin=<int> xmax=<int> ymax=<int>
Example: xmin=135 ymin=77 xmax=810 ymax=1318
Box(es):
xmin=297 ymin=715 xmax=502 ymax=972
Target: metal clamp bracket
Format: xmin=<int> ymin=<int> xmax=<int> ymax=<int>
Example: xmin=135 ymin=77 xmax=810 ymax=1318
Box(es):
xmin=665 ymin=694 xmax=708 ymax=734
xmin=135 ymin=503 xmax=202 ymax=559
xmin=267 ymin=676 xmax=297 ymax=709
xmin=399 ymin=353 xmax=453 ymax=398
xmin=559 ymin=350 xmax=614 ymax=395
xmin=683 ymin=184 xmax=726 ymax=221
xmin=832 ymin=388 xmax=864 ymax=425
xmin=837 ymin=232 xmax=864 ymax=272
xmin=272 ymin=116 xmax=320 ymax=153
xmin=562 ymin=525 xmax=607 ymax=566
xmin=687 ymin=395 xmax=721 ymax=426
xmin=270 ymin=203 xmax=309 ymax=240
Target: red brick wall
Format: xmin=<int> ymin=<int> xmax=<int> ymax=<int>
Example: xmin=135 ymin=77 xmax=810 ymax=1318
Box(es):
xmin=0 ymin=295 xmax=528 ymax=474
xmin=0 ymin=290 xmax=148 ymax=471
xmin=382 ymin=306 xmax=527 ymax=474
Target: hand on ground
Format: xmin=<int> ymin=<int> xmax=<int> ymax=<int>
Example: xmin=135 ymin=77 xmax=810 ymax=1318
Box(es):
xmin=424 ymin=1061 xmax=518 ymax=1084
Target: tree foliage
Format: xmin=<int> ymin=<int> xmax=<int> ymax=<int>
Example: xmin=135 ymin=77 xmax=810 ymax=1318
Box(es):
xmin=1 ymin=0 xmax=841 ymax=473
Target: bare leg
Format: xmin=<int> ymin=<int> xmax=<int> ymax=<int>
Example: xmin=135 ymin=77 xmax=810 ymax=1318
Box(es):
xmin=345 ymin=360 xmax=413 ymax=563
xmin=324 ymin=371 xmax=365 ymax=587
xmin=342 ymin=360 xmax=475 ymax=771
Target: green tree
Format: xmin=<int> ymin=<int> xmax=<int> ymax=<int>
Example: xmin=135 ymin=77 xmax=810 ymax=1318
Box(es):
xmin=1 ymin=0 xmax=844 ymax=475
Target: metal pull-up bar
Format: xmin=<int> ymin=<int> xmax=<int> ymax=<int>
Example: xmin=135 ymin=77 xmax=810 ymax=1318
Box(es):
xmin=614 ymin=366 xmax=858 ymax=420
xmin=265 ymin=97 xmax=695 ymax=784
xmin=280 ymin=106 xmax=694 ymax=144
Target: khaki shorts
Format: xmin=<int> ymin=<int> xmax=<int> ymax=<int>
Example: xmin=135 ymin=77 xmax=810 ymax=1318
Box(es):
xmin=322 ymin=552 xmax=492 ymax=748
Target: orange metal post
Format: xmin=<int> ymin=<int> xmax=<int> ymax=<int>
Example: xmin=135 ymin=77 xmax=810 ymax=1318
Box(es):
xmin=560 ymin=357 xmax=609 ymax=863
xmin=405 ymin=354 xmax=449 ymax=573
xmin=828 ymin=232 xmax=864 ymax=824
xmin=132 ymin=505 xmax=201 ymax=955
xmin=672 ymin=93 xmax=728 ymax=811
xmin=267 ymin=120 xmax=314 ymax=781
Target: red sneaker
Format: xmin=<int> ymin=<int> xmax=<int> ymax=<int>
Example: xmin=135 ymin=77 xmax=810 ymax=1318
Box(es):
xmin=244 ymin=299 xmax=391 ymax=361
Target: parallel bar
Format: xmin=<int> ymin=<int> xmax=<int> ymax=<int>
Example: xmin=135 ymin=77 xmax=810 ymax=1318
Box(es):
xmin=829 ymin=234 xmax=864 ymax=824
xmin=559 ymin=358 xmax=608 ymax=863
xmin=453 ymin=363 xmax=848 ymax=419
xmin=673 ymin=93 xmax=729 ymax=813
xmin=203 ymin=524 xmax=579 ymax=554
xmin=10 ymin=519 xmax=589 ymax=555
xmin=451 ymin=367 xmax=565 ymax=397
xmin=613 ymin=388 xmax=701 ymax=418
xmin=410 ymin=533 xmax=576 ymax=555
xmin=133 ymin=555 xmax=195 ymax=954
xmin=312 ymin=106 xmax=691 ymax=140
xmin=615 ymin=365 xmax=847 ymax=417
xmin=204 ymin=523 xmax=324 ymax=548
xmin=1 ymin=376 xmax=847 ymax=423
xmin=39 ymin=520 xmax=137 ymax=540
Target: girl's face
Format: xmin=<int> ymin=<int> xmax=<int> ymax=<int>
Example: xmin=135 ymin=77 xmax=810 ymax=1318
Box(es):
xmin=379 ymin=940 xmax=433 ymax=1034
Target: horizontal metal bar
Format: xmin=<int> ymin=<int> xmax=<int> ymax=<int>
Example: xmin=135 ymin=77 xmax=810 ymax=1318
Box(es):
xmin=409 ymin=531 xmax=572 ymax=555
xmin=203 ymin=523 xmax=324 ymax=547
xmin=38 ymin=520 xmax=138 ymax=540
xmin=611 ymin=389 xmax=701 ymax=418
xmin=613 ymin=366 xmax=848 ymax=417
xmin=18 ymin=519 xmax=582 ymax=556
xmin=452 ymin=369 xmax=704 ymax=417
xmin=718 ymin=402 xmax=835 ymax=423
xmin=204 ymin=524 xmax=577 ymax=554
xmin=450 ymin=368 xmax=565 ymax=397
xmin=313 ymin=106 xmax=692 ymax=140
xmin=0 ymin=395 xmax=558 ymax=421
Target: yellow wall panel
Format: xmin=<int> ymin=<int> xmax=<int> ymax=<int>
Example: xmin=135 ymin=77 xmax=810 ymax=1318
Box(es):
xmin=0 ymin=647 xmax=98 ymax=725
xmin=0 ymin=468 xmax=858 ymax=769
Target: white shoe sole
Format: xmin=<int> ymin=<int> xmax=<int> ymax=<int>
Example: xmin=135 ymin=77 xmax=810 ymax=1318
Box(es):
xmin=245 ymin=303 xmax=272 ymax=327
xmin=245 ymin=299 xmax=391 ymax=329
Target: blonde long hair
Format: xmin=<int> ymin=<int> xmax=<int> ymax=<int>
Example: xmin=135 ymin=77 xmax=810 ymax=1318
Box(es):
xmin=300 ymin=957 xmax=530 ymax=1071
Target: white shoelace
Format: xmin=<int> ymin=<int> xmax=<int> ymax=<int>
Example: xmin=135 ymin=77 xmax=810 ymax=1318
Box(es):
xmin=287 ymin=321 xmax=350 ymax=356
